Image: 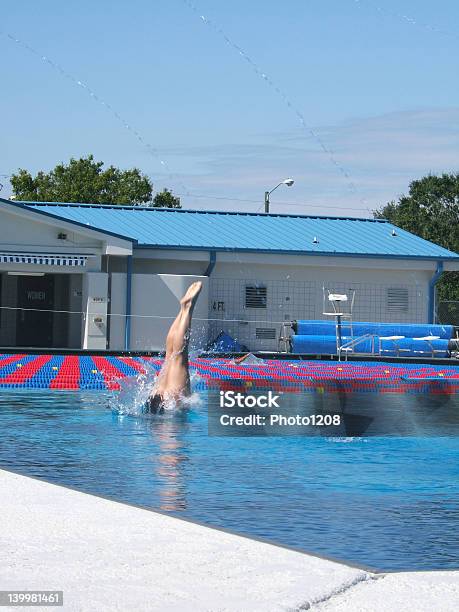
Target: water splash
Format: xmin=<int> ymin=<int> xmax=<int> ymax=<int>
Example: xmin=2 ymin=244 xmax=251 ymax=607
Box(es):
xmin=110 ymin=359 xmax=203 ymax=417
xmin=110 ymin=361 xmax=158 ymax=416
xmin=229 ymin=353 xmax=264 ymax=365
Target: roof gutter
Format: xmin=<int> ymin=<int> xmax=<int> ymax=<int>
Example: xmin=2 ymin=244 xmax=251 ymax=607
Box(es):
xmin=133 ymin=244 xmax=459 ymax=261
xmin=428 ymin=261 xmax=443 ymax=324
xmin=204 ymin=250 xmax=216 ymax=276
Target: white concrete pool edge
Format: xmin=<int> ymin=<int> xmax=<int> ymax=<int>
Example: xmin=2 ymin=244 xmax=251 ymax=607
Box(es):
xmin=0 ymin=469 xmax=457 ymax=612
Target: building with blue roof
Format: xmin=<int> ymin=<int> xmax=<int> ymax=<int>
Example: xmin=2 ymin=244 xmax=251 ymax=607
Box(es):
xmin=0 ymin=197 xmax=458 ymax=351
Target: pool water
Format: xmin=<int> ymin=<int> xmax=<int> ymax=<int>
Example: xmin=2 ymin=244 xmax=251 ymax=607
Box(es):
xmin=0 ymin=388 xmax=458 ymax=571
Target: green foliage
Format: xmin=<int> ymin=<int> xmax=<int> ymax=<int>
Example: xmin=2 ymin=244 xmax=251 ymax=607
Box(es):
xmin=152 ymin=188 xmax=181 ymax=208
xmin=374 ymin=173 xmax=459 ymax=302
xmin=11 ymin=155 xmax=154 ymax=205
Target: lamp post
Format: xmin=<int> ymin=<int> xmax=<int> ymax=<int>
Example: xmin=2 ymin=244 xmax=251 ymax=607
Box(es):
xmin=264 ymin=178 xmax=294 ymax=213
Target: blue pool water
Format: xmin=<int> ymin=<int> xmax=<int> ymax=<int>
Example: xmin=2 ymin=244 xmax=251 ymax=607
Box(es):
xmin=0 ymin=388 xmax=458 ymax=571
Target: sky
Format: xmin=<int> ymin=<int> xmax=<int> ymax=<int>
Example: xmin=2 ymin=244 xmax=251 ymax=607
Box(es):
xmin=2 ymin=0 xmax=459 ymax=217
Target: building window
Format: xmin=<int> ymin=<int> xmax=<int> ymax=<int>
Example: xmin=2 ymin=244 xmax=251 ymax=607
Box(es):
xmin=255 ymin=328 xmax=276 ymax=339
xmin=387 ymin=287 xmax=409 ymax=313
xmin=245 ymin=285 xmax=267 ymax=309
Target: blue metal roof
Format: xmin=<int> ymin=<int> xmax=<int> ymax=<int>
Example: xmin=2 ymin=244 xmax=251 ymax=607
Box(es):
xmin=8 ymin=200 xmax=459 ymax=260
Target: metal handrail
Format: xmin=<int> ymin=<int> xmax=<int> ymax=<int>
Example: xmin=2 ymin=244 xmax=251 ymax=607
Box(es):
xmin=337 ymin=333 xmax=378 ymax=361
xmin=278 ymin=321 xmax=292 ymax=353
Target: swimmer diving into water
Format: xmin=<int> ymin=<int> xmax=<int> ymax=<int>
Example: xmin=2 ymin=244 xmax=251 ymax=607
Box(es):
xmin=147 ymin=281 xmax=203 ymax=412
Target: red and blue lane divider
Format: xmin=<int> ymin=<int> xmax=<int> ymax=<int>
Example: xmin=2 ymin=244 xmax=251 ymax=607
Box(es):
xmin=188 ymin=358 xmax=459 ymax=394
xmin=0 ymin=354 xmax=457 ymax=392
xmin=0 ymin=354 xmax=53 ymax=387
xmin=0 ymin=354 xmax=28 ymax=378
xmin=50 ymin=355 xmax=80 ymax=389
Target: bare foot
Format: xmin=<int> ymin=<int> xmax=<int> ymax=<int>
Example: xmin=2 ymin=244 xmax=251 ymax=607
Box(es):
xmin=180 ymin=281 xmax=203 ymax=308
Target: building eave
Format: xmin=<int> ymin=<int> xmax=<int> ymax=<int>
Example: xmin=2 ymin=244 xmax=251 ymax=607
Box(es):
xmin=0 ymin=198 xmax=137 ymax=247
xmin=132 ymin=243 xmax=459 ymax=262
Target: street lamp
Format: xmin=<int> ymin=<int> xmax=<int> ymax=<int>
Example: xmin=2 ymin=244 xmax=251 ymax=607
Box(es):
xmin=264 ymin=178 xmax=294 ymax=213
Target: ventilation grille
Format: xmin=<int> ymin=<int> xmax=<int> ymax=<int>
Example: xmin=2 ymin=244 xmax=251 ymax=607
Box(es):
xmin=245 ymin=286 xmax=267 ymax=309
xmin=255 ymin=328 xmax=276 ymax=340
xmin=387 ymin=287 xmax=409 ymax=313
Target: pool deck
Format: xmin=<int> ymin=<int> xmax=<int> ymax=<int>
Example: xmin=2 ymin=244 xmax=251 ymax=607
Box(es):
xmin=1 ymin=469 xmax=457 ymax=611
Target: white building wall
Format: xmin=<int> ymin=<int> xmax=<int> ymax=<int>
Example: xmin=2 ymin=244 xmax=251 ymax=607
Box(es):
xmin=1 ymin=210 xmax=102 ymax=253
xmin=133 ymin=259 xmax=207 ymax=276
xmin=207 ymin=261 xmax=431 ymax=351
xmin=109 ymin=272 xmax=127 ymax=350
xmin=106 ymin=254 xmax=432 ymax=352
xmin=82 ymin=273 xmax=109 ymax=350
xmin=109 ymin=274 xmax=209 ymax=352
xmin=107 ymin=253 xmax=208 ymax=276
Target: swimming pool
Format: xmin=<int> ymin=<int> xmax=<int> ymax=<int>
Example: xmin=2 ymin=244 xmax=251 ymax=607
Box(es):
xmin=0 ymin=386 xmax=458 ymax=571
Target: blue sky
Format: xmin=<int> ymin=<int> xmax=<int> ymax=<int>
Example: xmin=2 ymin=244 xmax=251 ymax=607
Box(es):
xmin=2 ymin=0 xmax=459 ymax=215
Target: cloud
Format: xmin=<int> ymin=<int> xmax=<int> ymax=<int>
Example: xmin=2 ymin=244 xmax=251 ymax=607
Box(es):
xmin=148 ymin=107 xmax=459 ymax=216
xmin=3 ymin=107 xmax=458 ymax=217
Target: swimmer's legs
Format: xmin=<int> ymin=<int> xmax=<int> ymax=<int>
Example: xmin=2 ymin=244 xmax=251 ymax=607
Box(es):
xmin=164 ymin=282 xmax=202 ymax=357
xmin=153 ymin=281 xmax=203 ymax=400
xmin=172 ymin=283 xmax=202 ymax=352
xmin=165 ymin=311 xmax=183 ymax=359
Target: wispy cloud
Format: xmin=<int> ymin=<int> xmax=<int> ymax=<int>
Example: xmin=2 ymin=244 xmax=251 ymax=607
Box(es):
xmin=3 ymin=108 xmax=458 ymax=217
xmin=149 ymin=107 xmax=459 ymax=215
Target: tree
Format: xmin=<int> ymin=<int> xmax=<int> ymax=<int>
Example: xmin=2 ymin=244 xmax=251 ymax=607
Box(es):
xmin=153 ymin=188 xmax=181 ymax=208
xmin=11 ymin=155 xmax=181 ymax=208
xmin=374 ymin=173 xmax=459 ymax=302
